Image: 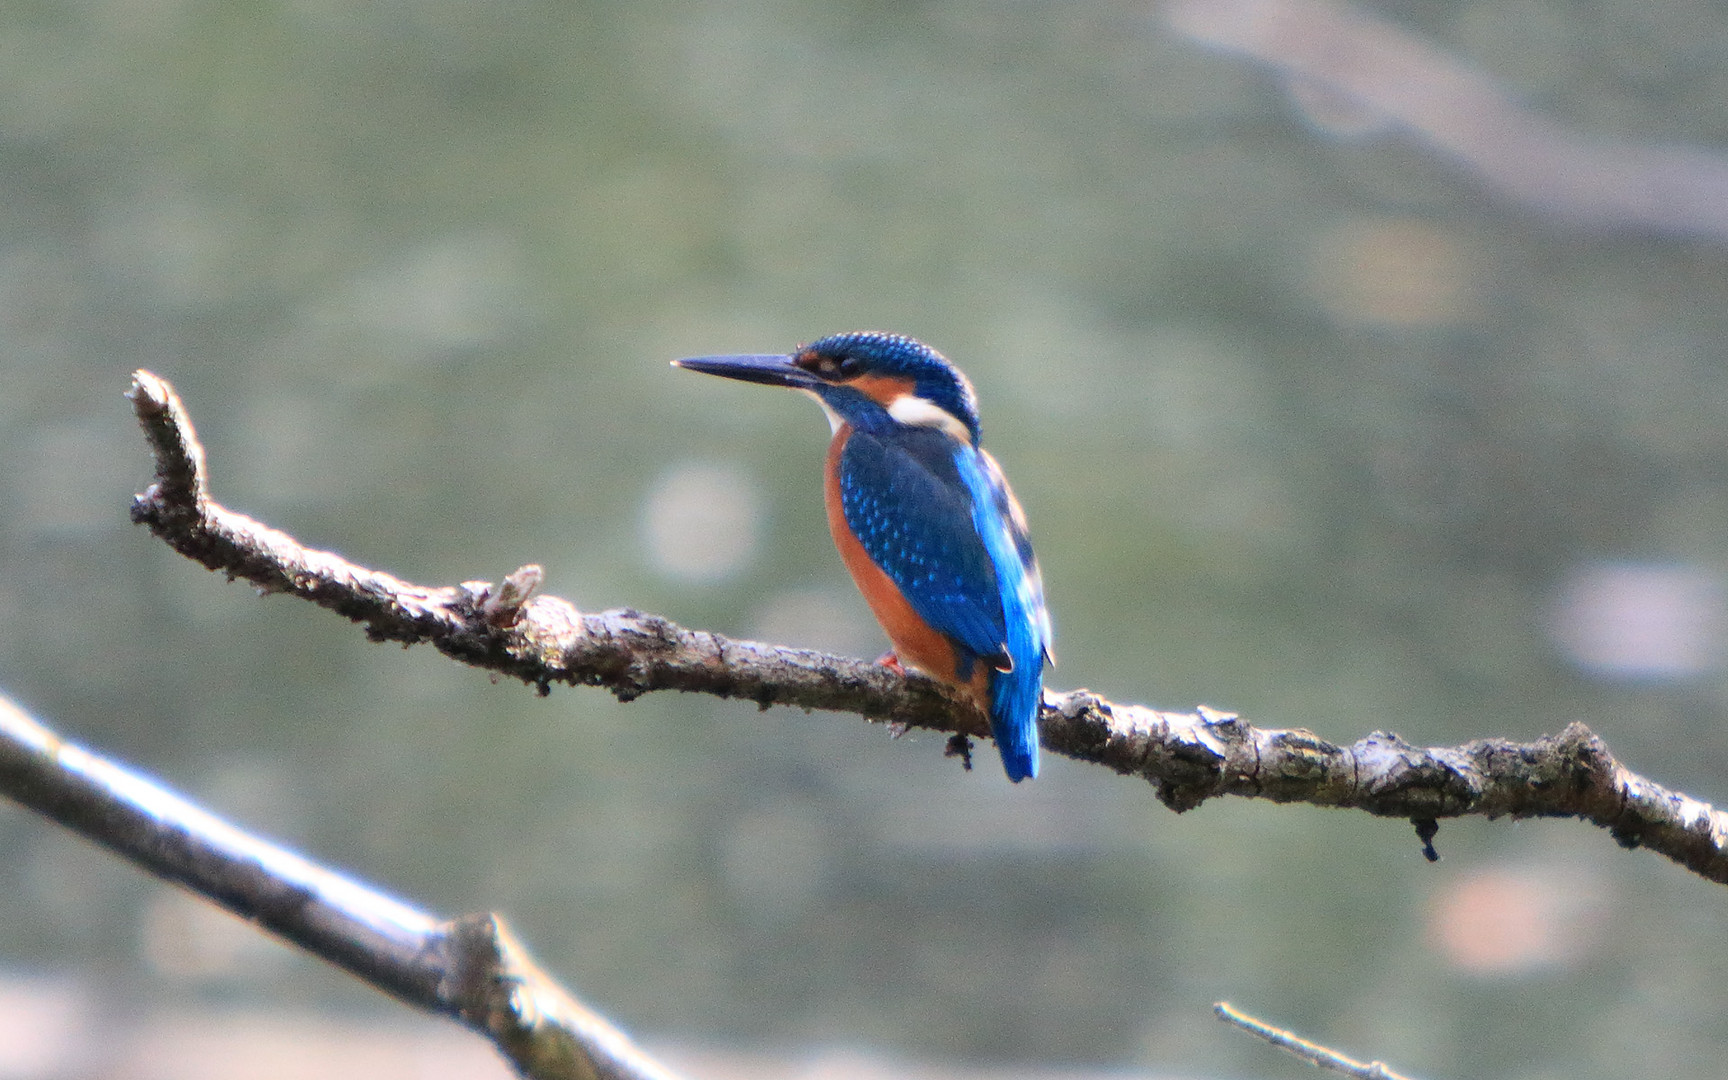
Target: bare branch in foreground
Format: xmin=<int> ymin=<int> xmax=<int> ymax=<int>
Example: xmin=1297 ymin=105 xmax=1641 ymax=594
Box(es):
xmin=1215 ymin=1002 xmax=1419 ymax=1080
xmin=0 ymin=691 xmax=681 ymax=1080
xmin=127 ymin=370 xmax=1728 ymax=886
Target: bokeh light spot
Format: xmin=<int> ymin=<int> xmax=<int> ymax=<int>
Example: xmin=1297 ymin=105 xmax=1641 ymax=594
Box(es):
xmin=1428 ymin=867 xmax=1607 ymax=975
xmin=641 ymin=461 xmax=765 ymax=583
xmin=1551 ymin=562 xmax=1726 ymax=680
xmin=0 ymin=972 xmax=86 ymax=1079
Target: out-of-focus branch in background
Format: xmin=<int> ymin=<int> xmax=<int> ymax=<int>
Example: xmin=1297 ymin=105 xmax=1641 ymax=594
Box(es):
xmin=1166 ymin=0 xmax=1728 ymax=242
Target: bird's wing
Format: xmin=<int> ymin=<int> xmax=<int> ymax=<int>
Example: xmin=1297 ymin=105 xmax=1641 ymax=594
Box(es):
xmin=972 ymin=448 xmax=1054 ymax=667
xmin=838 ymin=428 xmax=1010 ymax=667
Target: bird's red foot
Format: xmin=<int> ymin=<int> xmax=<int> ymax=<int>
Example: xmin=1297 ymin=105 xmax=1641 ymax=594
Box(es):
xmin=876 ymin=650 xmax=906 ymax=673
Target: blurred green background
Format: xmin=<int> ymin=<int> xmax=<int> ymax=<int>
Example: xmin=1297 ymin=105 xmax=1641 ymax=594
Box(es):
xmin=3 ymin=0 xmax=1728 ymax=1077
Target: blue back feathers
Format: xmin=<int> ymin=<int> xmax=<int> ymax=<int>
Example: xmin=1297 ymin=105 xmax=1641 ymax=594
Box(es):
xmin=838 ymin=427 xmax=1011 ymax=672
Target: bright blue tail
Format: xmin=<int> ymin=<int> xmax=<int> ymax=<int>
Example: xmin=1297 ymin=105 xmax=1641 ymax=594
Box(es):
xmin=951 ymin=445 xmax=1050 ymax=783
xmin=989 ymin=660 xmax=1043 ymax=782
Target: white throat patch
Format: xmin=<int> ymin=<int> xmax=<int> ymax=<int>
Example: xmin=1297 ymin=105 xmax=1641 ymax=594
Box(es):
xmin=887 ymin=394 xmax=971 ymax=442
xmin=803 ymin=389 xmax=846 ymax=434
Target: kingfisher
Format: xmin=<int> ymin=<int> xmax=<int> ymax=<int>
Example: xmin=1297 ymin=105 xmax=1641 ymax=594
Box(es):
xmin=675 ymin=332 xmax=1053 ymax=781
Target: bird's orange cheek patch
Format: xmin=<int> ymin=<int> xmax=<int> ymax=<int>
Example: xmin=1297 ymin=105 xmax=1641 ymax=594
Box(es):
xmin=848 ymin=373 xmax=917 ymax=408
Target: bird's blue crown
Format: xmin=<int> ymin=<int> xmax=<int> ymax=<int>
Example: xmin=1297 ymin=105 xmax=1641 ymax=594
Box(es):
xmin=799 ymin=332 xmax=982 ymax=444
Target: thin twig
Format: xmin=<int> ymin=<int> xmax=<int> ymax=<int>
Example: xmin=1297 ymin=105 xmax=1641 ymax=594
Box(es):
xmin=1215 ymin=1002 xmax=1419 ymax=1080
xmin=0 ymin=691 xmax=681 ymax=1080
xmin=127 ymin=370 xmax=1728 ymax=886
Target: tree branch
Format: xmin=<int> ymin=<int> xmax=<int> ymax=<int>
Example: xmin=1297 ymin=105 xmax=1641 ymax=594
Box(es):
xmin=0 ymin=691 xmax=681 ymax=1080
xmin=127 ymin=370 xmax=1728 ymax=886
xmin=1215 ymin=1002 xmax=1419 ymax=1080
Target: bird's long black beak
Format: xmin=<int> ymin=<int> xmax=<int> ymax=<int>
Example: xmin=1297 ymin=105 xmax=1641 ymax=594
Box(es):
xmin=673 ymin=353 xmax=820 ymax=389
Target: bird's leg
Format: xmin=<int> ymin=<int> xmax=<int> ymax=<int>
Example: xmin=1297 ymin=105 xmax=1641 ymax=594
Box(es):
xmin=879 ymin=652 xmax=909 ymax=738
xmin=876 ymin=650 xmax=906 ymax=673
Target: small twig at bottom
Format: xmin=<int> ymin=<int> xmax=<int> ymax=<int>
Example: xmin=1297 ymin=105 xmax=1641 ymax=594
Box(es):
xmin=1214 ymin=1002 xmax=1421 ymax=1080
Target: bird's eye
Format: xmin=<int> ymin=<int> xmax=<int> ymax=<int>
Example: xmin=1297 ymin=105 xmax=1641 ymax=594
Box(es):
xmin=796 ymin=351 xmax=862 ymax=380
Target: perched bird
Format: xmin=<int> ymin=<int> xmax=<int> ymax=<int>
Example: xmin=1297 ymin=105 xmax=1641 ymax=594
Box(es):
xmin=675 ymin=332 xmax=1052 ymax=781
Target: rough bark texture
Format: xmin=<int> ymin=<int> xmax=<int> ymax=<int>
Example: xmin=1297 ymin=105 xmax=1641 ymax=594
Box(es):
xmin=128 ymin=370 xmax=1728 ymax=886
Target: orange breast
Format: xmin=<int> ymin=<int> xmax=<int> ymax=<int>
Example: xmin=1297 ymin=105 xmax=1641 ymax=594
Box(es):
xmin=824 ymin=428 xmax=990 ymax=718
